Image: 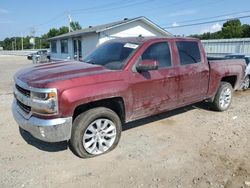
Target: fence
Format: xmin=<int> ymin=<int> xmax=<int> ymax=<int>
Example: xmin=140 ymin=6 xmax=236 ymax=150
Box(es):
xmin=201 ymin=38 xmax=250 ymax=57
xmin=0 ymin=49 xmax=49 ymax=56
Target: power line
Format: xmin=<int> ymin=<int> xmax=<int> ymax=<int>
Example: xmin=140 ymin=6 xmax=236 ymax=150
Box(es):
xmin=19 ymin=0 xmax=250 ymax=36
xmin=32 ymin=13 xmax=66 ymax=28
xmin=163 ymin=10 xmax=250 ymax=26
xmin=70 ymin=0 xmax=134 ymax=13
xmin=71 ymin=0 xmax=157 ymax=15
xmin=27 ymin=0 xmax=148 ymax=31
xmin=142 ymin=0 xmax=197 ymax=13
xmin=23 ymin=0 xmax=212 ymax=33
xmin=163 ymin=15 xmax=250 ymax=29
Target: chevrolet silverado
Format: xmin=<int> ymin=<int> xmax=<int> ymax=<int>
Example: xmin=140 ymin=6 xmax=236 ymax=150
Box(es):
xmin=12 ymin=37 xmax=246 ymax=158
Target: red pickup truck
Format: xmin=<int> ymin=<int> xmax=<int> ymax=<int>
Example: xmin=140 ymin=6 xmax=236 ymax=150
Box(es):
xmin=12 ymin=37 xmax=246 ymax=158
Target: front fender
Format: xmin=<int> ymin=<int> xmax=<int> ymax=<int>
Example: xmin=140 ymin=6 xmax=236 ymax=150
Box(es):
xmin=59 ymin=81 xmax=133 ymax=119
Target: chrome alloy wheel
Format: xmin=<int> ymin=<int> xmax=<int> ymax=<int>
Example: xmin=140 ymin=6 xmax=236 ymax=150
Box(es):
xmin=241 ymin=76 xmax=250 ymax=90
xmin=83 ymin=118 xmax=117 ymax=155
xmin=219 ymin=87 xmax=232 ymax=109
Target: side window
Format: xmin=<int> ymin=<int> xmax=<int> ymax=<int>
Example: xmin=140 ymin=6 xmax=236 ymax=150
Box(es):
xmin=141 ymin=42 xmax=171 ymax=68
xmin=176 ymin=41 xmax=201 ymax=65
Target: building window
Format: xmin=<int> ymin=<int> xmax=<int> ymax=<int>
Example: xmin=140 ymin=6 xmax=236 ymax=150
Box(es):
xmin=51 ymin=41 xmax=57 ymax=53
xmin=61 ymin=39 xmax=68 ymax=53
xmin=176 ymin=41 xmax=201 ymax=65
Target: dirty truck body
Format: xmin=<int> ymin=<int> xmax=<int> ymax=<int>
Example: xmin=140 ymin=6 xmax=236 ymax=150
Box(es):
xmin=12 ymin=37 xmax=246 ymax=158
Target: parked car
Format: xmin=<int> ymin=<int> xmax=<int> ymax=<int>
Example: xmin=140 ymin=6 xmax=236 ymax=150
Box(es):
xmin=27 ymin=50 xmax=51 ymax=63
xmin=12 ymin=37 xmax=246 ymax=158
xmin=225 ymin=54 xmax=250 ymax=90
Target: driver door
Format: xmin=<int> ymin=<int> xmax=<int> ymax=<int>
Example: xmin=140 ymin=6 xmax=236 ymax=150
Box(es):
xmin=129 ymin=41 xmax=178 ymax=120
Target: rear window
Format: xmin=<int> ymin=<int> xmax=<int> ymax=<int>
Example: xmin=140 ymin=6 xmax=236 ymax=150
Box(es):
xmin=176 ymin=41 xmax=201 ymax=65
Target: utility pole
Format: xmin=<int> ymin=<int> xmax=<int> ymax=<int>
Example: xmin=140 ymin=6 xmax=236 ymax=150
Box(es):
xmin=68 ymin=14 xmax=72 ymax=33
xmin=12 ymin=41 xmax=14 ymax=50
xmin=21 ymin=33 xmax=24 ymax=50
xmin=14 ymin=37 xmax=16 ymax=50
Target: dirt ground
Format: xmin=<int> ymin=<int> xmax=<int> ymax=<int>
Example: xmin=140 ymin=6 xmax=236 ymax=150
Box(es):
xmin=0 ymin=55 xmax=250 ymax=188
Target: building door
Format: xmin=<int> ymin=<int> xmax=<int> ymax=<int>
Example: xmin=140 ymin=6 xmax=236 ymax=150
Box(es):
xmin=73 ymin=39 xmax=82 ymax=61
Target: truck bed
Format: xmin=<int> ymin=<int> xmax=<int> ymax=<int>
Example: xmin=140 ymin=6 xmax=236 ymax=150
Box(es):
xmin=207 ymin=58 xmax=246 ymax=96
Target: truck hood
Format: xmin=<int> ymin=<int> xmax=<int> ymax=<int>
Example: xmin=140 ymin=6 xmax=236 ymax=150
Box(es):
xmin=15 ymin=61 xmax=112 ymax=87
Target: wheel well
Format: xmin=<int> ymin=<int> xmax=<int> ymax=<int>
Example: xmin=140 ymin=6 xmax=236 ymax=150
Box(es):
xmin=73 ymin=97 xmax=125 ymax=123
xmin=221 ymin=76 xmax=237 ymax=88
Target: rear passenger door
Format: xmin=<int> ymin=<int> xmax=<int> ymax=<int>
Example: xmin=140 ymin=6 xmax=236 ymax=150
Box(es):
xmin=175 ymin=41 xmax=209 ymax=104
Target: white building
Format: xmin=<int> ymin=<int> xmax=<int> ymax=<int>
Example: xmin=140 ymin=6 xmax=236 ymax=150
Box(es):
xmin=48 ymin=16 xmax=172 ymax=60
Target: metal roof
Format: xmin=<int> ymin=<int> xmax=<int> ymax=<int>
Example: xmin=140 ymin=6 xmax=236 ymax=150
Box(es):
xmin=48 ymin=16 xmax=172 ymax=41
xmin=201 ymin=38 xmax=250 ymax=42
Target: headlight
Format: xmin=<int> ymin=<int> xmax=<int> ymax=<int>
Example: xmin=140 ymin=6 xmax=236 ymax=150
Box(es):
xmin=30 ymin=89 xmax=58 ymax=116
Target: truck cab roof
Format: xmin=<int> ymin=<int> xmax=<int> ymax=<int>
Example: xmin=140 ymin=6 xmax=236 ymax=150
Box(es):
xmin=105 ymin=36 xmax=200 ymax=45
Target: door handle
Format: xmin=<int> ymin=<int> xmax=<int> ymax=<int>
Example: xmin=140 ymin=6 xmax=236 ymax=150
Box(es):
xmin=167 ymin=74 xmax=175 ymax=78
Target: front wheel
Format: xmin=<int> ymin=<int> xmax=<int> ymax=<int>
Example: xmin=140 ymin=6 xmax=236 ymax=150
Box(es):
xmin=212 ymin=82 xmax=233 ymax=111
xmin=70 ymin=107 xmax=122 ymax=158
xmin=240 ymin=75 xmax=250 ymax=90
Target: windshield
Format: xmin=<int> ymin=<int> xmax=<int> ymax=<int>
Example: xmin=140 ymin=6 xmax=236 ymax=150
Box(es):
xmin=83 ymin=42 xmax=139 ymax=70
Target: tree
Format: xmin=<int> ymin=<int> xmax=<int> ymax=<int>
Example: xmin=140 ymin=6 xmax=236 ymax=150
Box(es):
xmin=221 ymin=19 xmax=243 ymax=39
xmin=190 ymin=31 xmax=223 ymax=40
xmin=58 ymin=26 xmax=69 ymax=35
xmin=190 ymin=19 xmax=248 ymax=40
xmin=47 ymin=28 xmax=59 ymax=38
xmin=40 ymin=34 xmax=50 ymax=48
xmin=242 ymin=24 xmax=250 ymax=38
xmin=70 ymin=21 xmax=82 ymax=31
xmin=0 ymin=20 xmax=83 ymax=50
xmin=2 ymin=38 xmax=13 ymax=50
xmin=21 ymin=36 xmax=32 ymax=50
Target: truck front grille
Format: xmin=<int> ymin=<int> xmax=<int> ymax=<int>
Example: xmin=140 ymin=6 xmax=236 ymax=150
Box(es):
xmin=16 ymin=99 xmax=31 ymax=114
xmin=15 ymin=84 xmax=30 ymax=97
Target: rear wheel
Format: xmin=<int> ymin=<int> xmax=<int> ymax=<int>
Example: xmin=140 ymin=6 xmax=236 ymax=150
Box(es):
xmin=212 ymin=82 xmax=233 ymax=111
xmin=36 ymin=57 xmax=40 ymax=63
xmin=70 ymin=107 xmax=122 ymax=158
xmin=240 ymin=75 xmax=250 ymax=90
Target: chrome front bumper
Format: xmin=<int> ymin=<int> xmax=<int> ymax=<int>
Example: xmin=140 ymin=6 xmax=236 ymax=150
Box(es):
xmin=12 ymin=100 xmax=72 ymax=142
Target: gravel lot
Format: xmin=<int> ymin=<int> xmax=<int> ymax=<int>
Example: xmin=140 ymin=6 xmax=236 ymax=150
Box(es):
xmin=0 ymin=55 xmax=250 ymax=188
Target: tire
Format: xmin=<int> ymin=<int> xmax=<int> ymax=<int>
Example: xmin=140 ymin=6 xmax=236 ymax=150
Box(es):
xmin=240 ymin=75 xmax=250 ymax=90
xmin=36 ymin=57 xmax=40 ymax=63
xmin=212 ymin=82 xmax=233 ymax=111
xmin=70 ymin=107 xmax=122 ymax=158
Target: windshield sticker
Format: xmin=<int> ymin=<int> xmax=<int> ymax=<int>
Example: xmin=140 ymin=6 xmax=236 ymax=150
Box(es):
xmin=124 ymin=43 xmax=139 ymax=49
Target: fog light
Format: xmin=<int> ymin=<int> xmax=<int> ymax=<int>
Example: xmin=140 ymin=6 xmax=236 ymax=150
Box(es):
xmin=39 ymin=127 xmax=45 ymax=137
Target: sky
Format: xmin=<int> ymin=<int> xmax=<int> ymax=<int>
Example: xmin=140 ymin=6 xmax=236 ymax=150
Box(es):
xmin=0 ymin=0 xmax=250 ymax=40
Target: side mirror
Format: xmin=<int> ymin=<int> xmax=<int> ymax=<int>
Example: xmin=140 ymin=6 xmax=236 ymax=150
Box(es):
xmin=136 ymin=60 xmax=159 ymax=72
